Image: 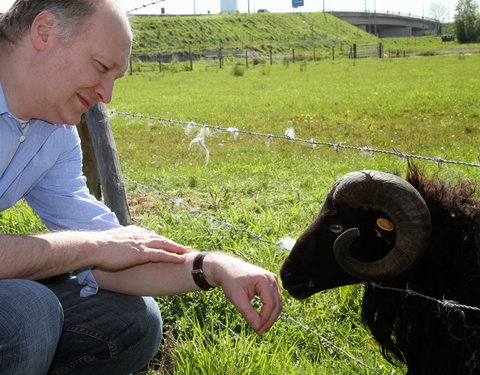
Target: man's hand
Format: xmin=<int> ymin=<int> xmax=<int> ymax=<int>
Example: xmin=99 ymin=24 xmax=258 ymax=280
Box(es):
xmin=203 ymin=253 xmax=283 ymax=335
xmin=90 ymin=225 xmax=190 ymax=271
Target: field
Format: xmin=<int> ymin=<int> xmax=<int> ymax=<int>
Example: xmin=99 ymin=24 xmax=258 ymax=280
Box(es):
xmin=2 ymin=54 xmax=480 ymax=374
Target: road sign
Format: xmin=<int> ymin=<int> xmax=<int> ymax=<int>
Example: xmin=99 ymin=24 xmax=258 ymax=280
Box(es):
xmin=292 ymin=0 xmax=304 ymax=8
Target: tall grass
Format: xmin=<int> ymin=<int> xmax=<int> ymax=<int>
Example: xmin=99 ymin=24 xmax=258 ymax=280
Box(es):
xmin=3 ymin=54 xmax=479 ymax=374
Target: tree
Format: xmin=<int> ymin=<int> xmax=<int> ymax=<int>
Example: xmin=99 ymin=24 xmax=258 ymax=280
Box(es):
xmin=455 ymin=0 xmax=480 ymax=43
xmin=430 ymin=2 xmax=447 ymax=22
xmin=430 ymin=2 xmax=448 ymax=35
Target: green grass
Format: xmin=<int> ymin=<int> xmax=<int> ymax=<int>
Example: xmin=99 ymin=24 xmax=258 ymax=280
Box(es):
xmin=3 ymin=54 xmax=480 ymax=374
xmin=129 ymin=13 xmax=377 ymax=56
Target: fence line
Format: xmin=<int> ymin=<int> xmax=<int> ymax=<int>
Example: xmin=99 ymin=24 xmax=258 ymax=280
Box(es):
xmin=125 ymin=176 xmax=480 ymax=316
xmin=125 ymin=177 xmax=383 ymax=373
xmin=126 ymin=0 xmax=165 ymax=14
xmin=281 ymin=312 xmax=382 ymax=375
xmin=110 ymin=110 xmax=480 ymax=169
xmin=124 ymin=177 xmax=291 ymax=251
xmin=371 ymin=283 xmax=480 ymax=313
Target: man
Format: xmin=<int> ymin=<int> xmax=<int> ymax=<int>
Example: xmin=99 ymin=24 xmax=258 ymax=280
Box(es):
xmin=0 ymin=1 xmax=282 ymax=374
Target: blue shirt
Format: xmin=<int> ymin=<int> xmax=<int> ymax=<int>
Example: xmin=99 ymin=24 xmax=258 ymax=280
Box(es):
xmin=0 ymin=83 xmax=120 ymax=296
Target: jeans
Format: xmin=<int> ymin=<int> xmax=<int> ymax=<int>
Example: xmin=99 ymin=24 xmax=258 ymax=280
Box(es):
xmin=0 ymin=279 xmax=163 ymax=375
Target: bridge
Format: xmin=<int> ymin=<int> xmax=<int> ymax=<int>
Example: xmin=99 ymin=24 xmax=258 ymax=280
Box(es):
xmin=329 ymin=11 xmax=439 ymax=38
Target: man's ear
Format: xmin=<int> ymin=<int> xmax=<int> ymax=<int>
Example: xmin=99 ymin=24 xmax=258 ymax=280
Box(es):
xmin=30 ymin=11 xmax=57 ymax=51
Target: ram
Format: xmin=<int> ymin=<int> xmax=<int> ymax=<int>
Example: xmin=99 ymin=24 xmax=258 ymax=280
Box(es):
xmin=280 ymin=166 xmax=480 ymax=374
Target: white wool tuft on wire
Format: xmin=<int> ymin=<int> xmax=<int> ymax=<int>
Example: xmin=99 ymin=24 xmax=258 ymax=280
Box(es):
xmin=285 ymin=128 xmax=296 ymax=139
xmin=278 ymin=236 xmax=296 ymax=252
xmin=226 ymin=127 xmax=240 ymax=141
xmin=185 ymin=122 xmax=197 ymax=136
xmin=189 ymin=127 xmax=210 ymax=163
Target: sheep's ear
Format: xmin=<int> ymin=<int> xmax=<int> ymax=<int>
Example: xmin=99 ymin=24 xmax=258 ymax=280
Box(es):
xmin=30 ymin=11 xmax=57 ymax=51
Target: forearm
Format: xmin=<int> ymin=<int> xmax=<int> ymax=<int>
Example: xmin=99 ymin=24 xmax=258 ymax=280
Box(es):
xmin=94 ymin=251 xmax=283 ymax=335
xmin=0 ymin=232 xmax=94 ymax=280
xmin=93 ymin=252 xmax=213 ymax=296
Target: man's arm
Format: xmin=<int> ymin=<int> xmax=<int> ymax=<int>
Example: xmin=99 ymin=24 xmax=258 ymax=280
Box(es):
xmin=93 ymin=251 xmax=283 ymax=335
xmin=0 ymin=226 xmax=189 ymax=280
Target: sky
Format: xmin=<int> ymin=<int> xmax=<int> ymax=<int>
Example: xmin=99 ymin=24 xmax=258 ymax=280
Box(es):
xmin=0 ymin=0 xmax=459 ymax=21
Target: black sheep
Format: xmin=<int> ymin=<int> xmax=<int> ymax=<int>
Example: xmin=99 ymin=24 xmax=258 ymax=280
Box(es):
xmin=280 ymin=166 xmax=480 ymax=374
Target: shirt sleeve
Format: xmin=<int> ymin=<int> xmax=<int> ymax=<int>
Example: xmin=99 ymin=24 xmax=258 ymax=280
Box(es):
xmin=25 ymin=126 xmax=121 ymax=296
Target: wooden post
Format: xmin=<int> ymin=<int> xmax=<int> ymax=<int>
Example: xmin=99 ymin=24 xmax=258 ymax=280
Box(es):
xmin=77 ymin=116 xmax=101 ymax=200
xmin=245 ymin=48 xmax=249 ymax=68
xmin=218 ymin=46 xmax=223 ymax=68
xmin=84 ymin=103 xmax=131 ymax=226
xmin=269 ymin=47 xmax=273 ymax=65
xmin=189 ymin=46 xmax=193 ymax=71
xmin=292 ymin=48 xmax=295 ymax=63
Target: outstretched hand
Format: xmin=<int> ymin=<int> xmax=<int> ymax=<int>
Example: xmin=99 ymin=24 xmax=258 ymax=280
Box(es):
xmin=92 ymin=225 xmax=191 ymax=271
xmin=204 ymin=253 xmax=283 ymax=335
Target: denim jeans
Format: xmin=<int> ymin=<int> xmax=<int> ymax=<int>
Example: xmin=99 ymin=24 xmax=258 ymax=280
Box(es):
xmin=0 ymin=278 xmax=163 ymax=375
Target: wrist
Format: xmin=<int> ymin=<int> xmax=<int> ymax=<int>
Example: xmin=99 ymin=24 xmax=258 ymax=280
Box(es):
xmin=191 ymin=252 xmax=216 ymax=290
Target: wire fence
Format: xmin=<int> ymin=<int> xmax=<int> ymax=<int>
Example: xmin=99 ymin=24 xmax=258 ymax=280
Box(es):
xmin=125 ymin=176 xmax=385 ymax=373
xmin=110 ymin=110 xmax=480 ymax=169
xmin=125 ymin=172 xmax=480 ymax=374
xmin=117 ymin=110 xmax=480 ymax=374
xmin=126 ymin=0 xmax=165 ymax=14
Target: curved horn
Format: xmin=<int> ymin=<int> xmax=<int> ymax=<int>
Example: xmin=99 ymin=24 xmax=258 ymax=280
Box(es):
xmin=332 ymin=170 xmax=431 ymax=280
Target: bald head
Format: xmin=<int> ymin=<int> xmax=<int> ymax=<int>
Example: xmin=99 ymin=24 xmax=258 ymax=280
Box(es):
xmin=0 ymin=0 xmax=129 ymax=45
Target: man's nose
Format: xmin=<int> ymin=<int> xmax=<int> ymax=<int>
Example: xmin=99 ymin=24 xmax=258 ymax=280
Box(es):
xmin=95 ymin=76 xmax=114 ymax=104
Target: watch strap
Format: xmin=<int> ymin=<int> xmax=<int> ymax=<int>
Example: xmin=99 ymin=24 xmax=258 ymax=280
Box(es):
xmin=192 ymin=252 xmax=214 ymax=290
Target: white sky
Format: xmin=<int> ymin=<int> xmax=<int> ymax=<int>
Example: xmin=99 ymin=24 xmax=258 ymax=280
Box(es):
xmin=0 ymin=0 xmax=458 ymax=21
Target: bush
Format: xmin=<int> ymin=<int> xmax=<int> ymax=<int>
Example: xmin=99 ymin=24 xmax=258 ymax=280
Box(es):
xmin=232 ymin=64 xmax=245 ymax=77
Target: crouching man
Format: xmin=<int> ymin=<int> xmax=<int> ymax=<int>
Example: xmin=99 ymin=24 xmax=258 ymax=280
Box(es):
xmin=0 ymin=1 xmax=282 ymax=374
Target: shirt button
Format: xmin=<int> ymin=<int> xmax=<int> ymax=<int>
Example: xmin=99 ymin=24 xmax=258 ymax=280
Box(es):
xmin=19 ymin=135 xmax=26 ymax=143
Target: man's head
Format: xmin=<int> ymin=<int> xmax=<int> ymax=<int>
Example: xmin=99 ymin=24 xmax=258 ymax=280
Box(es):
xmin=0 ymin=0 xmax=132 ymax=125
xmin=0 ymin=0 xmax=99 ymax=44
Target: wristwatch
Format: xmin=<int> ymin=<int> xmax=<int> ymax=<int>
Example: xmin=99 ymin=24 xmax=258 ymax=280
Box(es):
xmin=191 ymin=252 xmax=215 ymax=290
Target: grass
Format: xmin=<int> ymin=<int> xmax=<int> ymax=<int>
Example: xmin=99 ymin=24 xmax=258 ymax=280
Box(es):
xmin=3 ymin=53 xmax=480 ymax=374
xmin=129 ymin=13 xmax=377 ymax=56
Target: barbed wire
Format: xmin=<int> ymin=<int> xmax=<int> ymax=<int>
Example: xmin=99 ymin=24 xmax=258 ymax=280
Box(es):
xmin=110 ymin=110 xmax=480 ymax=169
xmin=125 ymin=177 xmax=383 ymax=373
xmin=371 ymin=283 xmax=480 ymax=313
xmin=281 ymin=312 xmax=383 ymax=374
xmin=126 ymin=0 xmax=165 ymax=14
xmin=125 ymin=176 xmax=480 ymax=315
xmin=124 ymin=177 xmax=291 ymax=251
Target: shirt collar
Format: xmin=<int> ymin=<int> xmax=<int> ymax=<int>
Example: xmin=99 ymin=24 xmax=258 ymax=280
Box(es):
xmin=0 ymin=83 xmax=9 ymax=116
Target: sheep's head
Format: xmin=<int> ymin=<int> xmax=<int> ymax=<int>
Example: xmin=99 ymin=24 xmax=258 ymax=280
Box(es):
xmin=280 ymin=170 xmax=432 ymax=300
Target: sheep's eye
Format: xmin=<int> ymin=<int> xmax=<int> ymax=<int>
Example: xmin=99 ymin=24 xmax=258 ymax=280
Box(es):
xmin=330 ymin=224 xmax=343 ymax=234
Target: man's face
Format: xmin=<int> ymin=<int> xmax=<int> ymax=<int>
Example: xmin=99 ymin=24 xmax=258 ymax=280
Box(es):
xmin=35 ymin=2 xmax=131 ymax=125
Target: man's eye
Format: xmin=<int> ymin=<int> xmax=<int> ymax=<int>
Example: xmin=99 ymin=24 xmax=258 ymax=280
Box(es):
xmin=96 ymin=61 xmax=109 ymax=72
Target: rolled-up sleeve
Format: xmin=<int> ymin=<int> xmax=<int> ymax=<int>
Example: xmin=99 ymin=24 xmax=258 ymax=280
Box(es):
xmin=25 ymin=126 xmax=121 ymax=296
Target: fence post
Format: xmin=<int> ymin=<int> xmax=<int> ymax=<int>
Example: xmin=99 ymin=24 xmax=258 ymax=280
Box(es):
xmin=292 ymin=48 xmax=295 ymax=63
xmin=332 ymin=46 xmax=335 ymax=60
xmin=189 ymin=46 xmax=193 ymax=71
xmin=218 ymin=46 xmax=223 ymax=68
xmin=129 ymin=55 xmax=133 ymax=75
xmin=84 ymin=103 xmax=132 ymax=226
xmin=77 ymin=116 xmax=101 ymax=200
xmin=270 ymin=47 xmax=273 ymax=65
xmin=245 ymin=48 xmax=249 ymax=68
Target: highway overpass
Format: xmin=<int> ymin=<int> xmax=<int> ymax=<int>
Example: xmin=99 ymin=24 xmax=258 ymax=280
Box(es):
xmin=330 ymin=11 xmax=439 ymax=38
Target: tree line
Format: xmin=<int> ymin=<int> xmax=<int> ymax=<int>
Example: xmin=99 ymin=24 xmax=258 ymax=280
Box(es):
xmin=455 ymin=0 xmax=480 ymax=43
